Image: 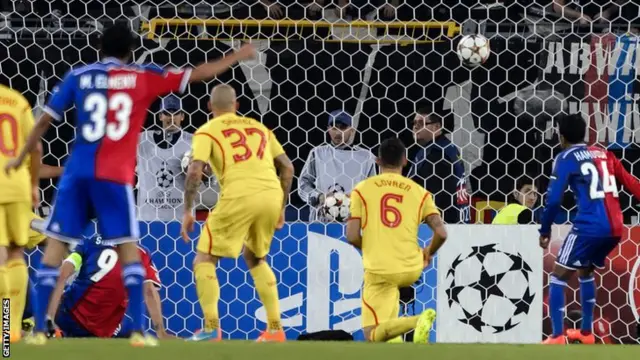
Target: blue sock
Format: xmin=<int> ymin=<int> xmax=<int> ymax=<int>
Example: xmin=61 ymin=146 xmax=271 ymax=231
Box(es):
xmin=579 ymin=276 xmax=596 ymax=334
xmin=549 ymin=276 xmax=567 ymax=338
xmin=35 ymin=265 xmax=59 ymax=333
xmin=122 ymin=263 xmax=146 ymax=334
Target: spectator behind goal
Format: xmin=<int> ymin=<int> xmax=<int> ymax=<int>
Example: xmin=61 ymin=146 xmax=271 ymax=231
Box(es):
xmin=492 ymin=175 xmax=538 ymax=225
xmin=298 ymin=110 xmax=376 ymax=222
xmin=136 ymin=95 xmax=218 ymax=222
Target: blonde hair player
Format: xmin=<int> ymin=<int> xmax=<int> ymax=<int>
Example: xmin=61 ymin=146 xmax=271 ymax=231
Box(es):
xmin=346 ymin=137 xmax=447 ymax=343
xmin=181 ymin=84 xmax=294 ymax=342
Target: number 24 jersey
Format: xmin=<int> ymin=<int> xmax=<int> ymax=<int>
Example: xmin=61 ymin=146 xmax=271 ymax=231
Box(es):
xmin=350 ymin=173 xmax=439 ymax=275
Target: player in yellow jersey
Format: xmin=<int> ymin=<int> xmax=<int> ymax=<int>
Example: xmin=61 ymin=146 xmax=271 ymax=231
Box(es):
xmin=346 ymin=137 xmax=448 ymax=343
xmin=0 ymin=84 xmax=42 ymax=342
xmin=180 ymin=84 xmax=294 ymax=342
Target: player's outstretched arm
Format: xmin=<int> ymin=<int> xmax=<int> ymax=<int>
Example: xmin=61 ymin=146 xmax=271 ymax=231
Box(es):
xmin=539 ymin=157 xmax=570 ymax=237
xmin=29 ymin=141 xmax=43 ymax=205
xmin=143 ymin=282 xmax=170 ymax=338
xmin=181 ymin=159 xmax=205 ymax=241
xmin=188 ymin=44 xmax=257 ymax=84
xmin=47 ymin=255 xmax=79 ymax=319
xmin=39 ymin=164 xmax=64 ymax=179
xmin=274 ymin=153 xmax=294 ymax=228
xmin=5 ymin=113 xmax=52 ymax=174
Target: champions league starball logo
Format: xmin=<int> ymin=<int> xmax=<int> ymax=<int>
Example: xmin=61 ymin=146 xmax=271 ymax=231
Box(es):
xmin=445 ymin=244 xmax=536 ymax=333
xmin=156 ymin=167 xmax=175 ymax=189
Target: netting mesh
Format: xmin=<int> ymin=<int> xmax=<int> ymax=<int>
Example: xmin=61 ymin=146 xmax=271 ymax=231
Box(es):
xmin=2 ymin=0 xmax=639 ymax=343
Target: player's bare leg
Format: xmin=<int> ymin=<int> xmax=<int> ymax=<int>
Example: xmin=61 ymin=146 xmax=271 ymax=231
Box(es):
xmin=566 ymin=267 xmax=597 ymax=344
xmin=7 ymin=245 xmax=28 ymax=343
xmin=189 ymin=251 xmax=222 ymax=342
xmin=117 ymin=242 xmax=157 ymax=347
xmin=244 ymin=247 xmax=284 ymax=342
xmin=28 ymin=238 xmax=67 ymax=345
xmin=543 ymin=264 xmax=574 ymax=344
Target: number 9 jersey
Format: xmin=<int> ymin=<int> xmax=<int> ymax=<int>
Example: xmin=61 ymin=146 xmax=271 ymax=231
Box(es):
xmin=349 ymin=173 xmax=439 ymax=275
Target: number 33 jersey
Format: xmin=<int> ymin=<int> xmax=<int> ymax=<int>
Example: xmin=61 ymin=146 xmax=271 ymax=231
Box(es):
xmin=350 ymin=173 xmax=440 ymax=275
xmin=44 ymin=58 xmax=191 ymax=185
xmin=192 ymin=113 xmax=285 ymax=200
xmin=60 ymin=240 xmax=160 ymax=338
xmin=540 ymin=145 xmax=640 ymax=238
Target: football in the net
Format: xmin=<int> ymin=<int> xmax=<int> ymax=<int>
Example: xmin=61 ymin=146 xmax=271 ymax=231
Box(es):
xmin=456 ymin=34 xmax=490 ymax=67
xmin=322 ymin=191 xmax=351 ymax=223
xmin=181 ymin=150 xmax=212 ymax=176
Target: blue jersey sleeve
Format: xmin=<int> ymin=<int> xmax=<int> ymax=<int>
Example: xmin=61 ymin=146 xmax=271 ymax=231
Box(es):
xmin=540 ymin=155 xmax=572 ymax=236
xmin=44 ymin=70 xmax=76 ymax=122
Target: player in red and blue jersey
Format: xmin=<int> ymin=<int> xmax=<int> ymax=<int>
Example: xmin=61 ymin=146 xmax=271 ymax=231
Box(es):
xmin=49 ymin=238 xmax=164 ymax=339
xmin=539 ymin=114 xmax=640 ymax=345
xmin=5 ymin=24 xmax=256 ymax=346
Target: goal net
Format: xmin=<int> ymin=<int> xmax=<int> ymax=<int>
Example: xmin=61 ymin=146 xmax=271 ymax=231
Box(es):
xmin=2 ymin=0 xmax=639 ymax=343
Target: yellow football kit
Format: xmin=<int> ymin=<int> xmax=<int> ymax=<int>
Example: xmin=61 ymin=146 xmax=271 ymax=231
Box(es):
xmin=191 ymin=113 xmax=285 ymax=259
xmin=0 ymin=85 xmax=35 ymax=248
xmin=350 ymin=173 xmax=439 ymax=327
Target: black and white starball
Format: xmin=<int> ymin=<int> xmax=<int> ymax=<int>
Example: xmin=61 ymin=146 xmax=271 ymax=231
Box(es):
xmin=156 ymin=167 xmax=174 ymax=189
xmin=444 ymin=244 xmax=536 ymax=333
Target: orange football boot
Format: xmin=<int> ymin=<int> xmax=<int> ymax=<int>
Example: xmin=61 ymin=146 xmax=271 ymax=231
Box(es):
xmin=566 ymin=329 xmax=596 ymax=344
xmin=256 ymin=330 xmax=286 ymax=342
xmin=542 ymin=335 xmax=567 ymax=344
xmin=10 ymin=331 xmax=21 ymax=343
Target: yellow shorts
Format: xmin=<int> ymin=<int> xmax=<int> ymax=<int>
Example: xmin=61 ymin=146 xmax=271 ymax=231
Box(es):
xmin=0 ymin=202 xmax=32 ymax=248
xmin=27 ymin=213 xmax=47 ymax=249
xmin=361 ymin=269 xmax=423 ymax=328
xmin=197 ymin=189 xmax=282 ymax=259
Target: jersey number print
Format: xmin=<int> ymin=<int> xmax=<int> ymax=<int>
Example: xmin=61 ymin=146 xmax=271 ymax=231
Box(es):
xmin=83 ymin=93 xmax=133 ymax=142
xmin=222 ymin=128 xmax=267 ymax=162
xmin=0 ymin=114 xmax=18 ymax=156
xmin=90 ymin=248 xmax=119 ymax=282
xmin=580 ymin=162 xmax=619 ymax=199
xmin=381 ymin=193 xmax=403 ymax=228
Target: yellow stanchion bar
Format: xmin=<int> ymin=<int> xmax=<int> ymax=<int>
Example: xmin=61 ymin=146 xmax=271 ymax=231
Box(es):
xmin=141 ymin=18 xmax=460 ymax=43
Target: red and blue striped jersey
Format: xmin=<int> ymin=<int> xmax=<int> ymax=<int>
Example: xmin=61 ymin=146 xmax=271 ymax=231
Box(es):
xmin=540 ymin=145 xmax=640 ymax=237
xmin=62 ymin=240 xmax=160 ymax=338
xmin=44 ymin=57 xmax=191 ymax=185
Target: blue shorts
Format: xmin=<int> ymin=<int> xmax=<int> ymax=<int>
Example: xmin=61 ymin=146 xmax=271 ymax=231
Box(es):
xmin=55 ymin=308 xmax=131 ymax=338
xmin=556 ymin=231 xmax=620 ymax=270
xmin=44 ymin=176 xmax=139 ymax=245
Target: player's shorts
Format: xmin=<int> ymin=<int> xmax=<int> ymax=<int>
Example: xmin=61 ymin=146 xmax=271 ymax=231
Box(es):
xmin=0 ymin=202 xmax=31 ymax=247
xmin=44 ymin=177 xmax=139 ymax=245
xmin=361 ymin=269 xmax=423 ymax=328
xmin=27 ymin=213 xmax=47 ymax=249
xmin=197 ymin=189 xmax=283 ymax=259
xmin=55 ymin=308 xmax=94 ymax=338
xmin=556 ymin=231 xmax=621 ymax=270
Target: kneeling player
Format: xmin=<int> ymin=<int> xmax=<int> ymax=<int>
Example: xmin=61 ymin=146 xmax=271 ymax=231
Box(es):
xmin=47 ymin=239 xmax=167 ymax=338
xmin=346 ymin=137 xmax=448 ymax=343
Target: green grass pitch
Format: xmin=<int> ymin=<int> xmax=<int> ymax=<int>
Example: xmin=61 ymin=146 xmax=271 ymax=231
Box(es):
xmin=8 ymin=339 xmax=639 ymax=360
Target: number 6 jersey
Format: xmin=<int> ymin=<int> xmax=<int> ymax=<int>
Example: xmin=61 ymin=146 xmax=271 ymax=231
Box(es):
xmin=44 ymin=58 xmax=191 ymax=185
xmin=540 ymin=145 xmax=640 ymax=238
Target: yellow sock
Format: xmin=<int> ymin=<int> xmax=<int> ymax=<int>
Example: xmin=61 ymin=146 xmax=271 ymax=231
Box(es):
xmin=371 ymin=316 xmax=419 ymax=342
xmin=194 ymin=262 xmax=220 ymax=332
xmin=249 ymin=262 xmax=281 ymax=331
xmin=6 ymin=259 xmax=27 ymax=335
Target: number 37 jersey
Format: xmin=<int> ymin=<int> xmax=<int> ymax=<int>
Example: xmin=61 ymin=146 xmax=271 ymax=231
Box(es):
xmin=540 ymin=145 xmax=640 ymax=238
xmin=192 ymin=113 xmax=285 ymax=199
xmin=44 ymin=58 xmax=191 ymax=185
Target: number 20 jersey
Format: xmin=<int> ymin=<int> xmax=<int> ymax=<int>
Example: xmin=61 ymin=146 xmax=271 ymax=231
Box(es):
xmin=44 ymin=57 xmax=191 ymax=185
xmin=61 ymin=241 xmax=160 ymax=338
xmin=192 ymin=113 xmax=285 ymax=199
xmin=540 ymin=144 xmax=640 ymax=238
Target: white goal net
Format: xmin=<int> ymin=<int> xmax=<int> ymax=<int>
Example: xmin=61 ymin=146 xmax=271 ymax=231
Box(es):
xmin=1 ymin=0 xmax=639 ymax=343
